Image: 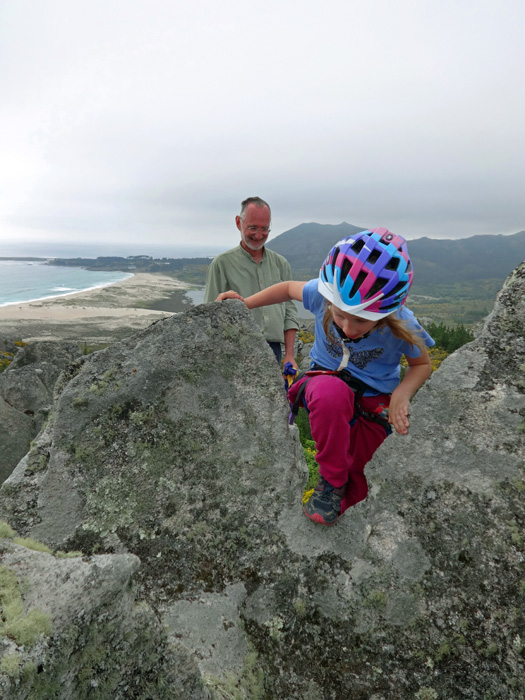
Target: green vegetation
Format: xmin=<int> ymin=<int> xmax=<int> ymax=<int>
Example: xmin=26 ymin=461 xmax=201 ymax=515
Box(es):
xmin=49 ymin=254 xmax=211 ymax=278
xmin=0 ymin=565 xmax=52 ymax=647
xmin=408 ymin=292 xmax=493 ymax=326
xmin=424 ymin=322 xmax=475 ymax=353
xmin=0 ymin=350 xmax=14 ymax=372
xmin=1 ymin=341 xmax=28 ymax=372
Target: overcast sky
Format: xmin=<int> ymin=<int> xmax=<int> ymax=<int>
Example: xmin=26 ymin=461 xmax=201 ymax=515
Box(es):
xmin=1 ymin=0 xmax=524 ymax=255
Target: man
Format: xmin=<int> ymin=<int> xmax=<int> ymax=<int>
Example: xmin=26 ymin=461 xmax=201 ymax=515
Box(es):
xmin=204 ymin=196 xmax=299 ymax=366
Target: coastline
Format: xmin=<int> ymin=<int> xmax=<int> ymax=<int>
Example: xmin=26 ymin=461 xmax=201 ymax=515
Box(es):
xmin=0 ymin=273 xmax=134 ymax=309
xmin=0 ymin=273 xmax=193 ymax=345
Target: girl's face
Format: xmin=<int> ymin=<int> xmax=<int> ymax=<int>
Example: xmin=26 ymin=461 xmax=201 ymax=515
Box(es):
xmin=331 ymin=306 xmax=378 ymax=340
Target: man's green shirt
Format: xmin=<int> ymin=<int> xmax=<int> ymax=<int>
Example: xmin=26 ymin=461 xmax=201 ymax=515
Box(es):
xmin=204 ymin=244 xmax=299 ymax=343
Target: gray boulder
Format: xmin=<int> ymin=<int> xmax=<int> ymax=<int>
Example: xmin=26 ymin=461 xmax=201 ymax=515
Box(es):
xmin=0 ymin=337 xmax=17 ymax=354
xmin=0 ymin=341 xmax=82 ymax=483
xmin=1 ymin=263 xmax=524 ymax=699
xmin=0 ymin=528 xmax=205 ymax=699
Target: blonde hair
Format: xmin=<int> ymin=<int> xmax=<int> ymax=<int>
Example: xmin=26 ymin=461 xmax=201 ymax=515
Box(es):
xmin=322 ymin=303 xmax=426 ymax=353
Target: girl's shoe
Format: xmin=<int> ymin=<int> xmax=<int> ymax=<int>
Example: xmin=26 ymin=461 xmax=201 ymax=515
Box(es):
xmin=303 ymin=476 xmax=346 ymax=526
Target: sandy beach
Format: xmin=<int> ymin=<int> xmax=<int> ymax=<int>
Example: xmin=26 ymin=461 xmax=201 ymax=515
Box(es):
xmin=0 ymin=273 xmax=194 ymax=345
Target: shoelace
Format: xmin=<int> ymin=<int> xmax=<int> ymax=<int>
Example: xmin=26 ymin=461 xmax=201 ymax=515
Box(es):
xmin=316 ymin=479 xmax=341 ymax=504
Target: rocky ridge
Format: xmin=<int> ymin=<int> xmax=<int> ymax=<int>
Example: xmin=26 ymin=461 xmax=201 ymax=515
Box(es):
xmin=0 ymin=342 xmax=83 ymax=483
xmin=0 ymin=263 xmax=524 ymax=699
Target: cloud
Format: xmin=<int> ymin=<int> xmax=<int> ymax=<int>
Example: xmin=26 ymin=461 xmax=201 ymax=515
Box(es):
xmin=1 ymin=0 xmax=524 ymax=253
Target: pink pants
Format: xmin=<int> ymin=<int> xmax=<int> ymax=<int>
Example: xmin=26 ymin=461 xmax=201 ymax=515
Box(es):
xmin=288 ymin=374 xmax=391 ymax=514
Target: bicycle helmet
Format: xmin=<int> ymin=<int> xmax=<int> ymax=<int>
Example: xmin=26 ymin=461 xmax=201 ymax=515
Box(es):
xmin=318 ymin=228 xmax=413 ymax=320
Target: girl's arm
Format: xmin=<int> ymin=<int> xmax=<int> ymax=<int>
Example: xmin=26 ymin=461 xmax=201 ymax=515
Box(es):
xmin=388 ymin=349 xmax=432 ymax=435
xmin=217 ymin=281 xmax=306 ymax=307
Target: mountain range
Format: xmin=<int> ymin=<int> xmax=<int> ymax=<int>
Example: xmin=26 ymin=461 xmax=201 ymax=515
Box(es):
xmin=266 ymin=224 xmax=525 ymax=290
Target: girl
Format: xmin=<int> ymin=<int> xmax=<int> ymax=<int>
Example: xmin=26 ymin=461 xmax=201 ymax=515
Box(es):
xmin=217 ymin=228 xmax=434 ymax=526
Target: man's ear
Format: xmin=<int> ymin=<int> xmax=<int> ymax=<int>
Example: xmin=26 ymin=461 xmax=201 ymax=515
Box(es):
xmin=235 ymin=215 xmax=242 ymax=232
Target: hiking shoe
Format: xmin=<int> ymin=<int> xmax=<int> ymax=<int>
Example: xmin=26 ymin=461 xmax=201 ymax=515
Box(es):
xmin=303 ymin=476 xmax=346 ymax=526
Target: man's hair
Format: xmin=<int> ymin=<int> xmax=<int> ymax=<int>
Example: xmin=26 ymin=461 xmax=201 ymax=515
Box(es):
xmin=240 ymin=196 xmax=271 ymax=218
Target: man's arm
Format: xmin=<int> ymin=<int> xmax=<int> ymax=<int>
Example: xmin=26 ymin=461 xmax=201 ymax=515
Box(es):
xmin=283 ymin=328 xmax=297 ymax=367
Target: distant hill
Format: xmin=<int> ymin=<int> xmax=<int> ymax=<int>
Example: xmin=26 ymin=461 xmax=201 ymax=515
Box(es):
xmin=408 ymin=232 xmax=525 ymax=284
xmin=267 ymin=224 xmax=525 ymax=289
xmin=266 ymin=222 xmax=366 ymax=274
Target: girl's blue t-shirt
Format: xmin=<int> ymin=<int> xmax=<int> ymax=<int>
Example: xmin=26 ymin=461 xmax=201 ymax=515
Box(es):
xmin=302 ymin=279 xmax=435 ymax=395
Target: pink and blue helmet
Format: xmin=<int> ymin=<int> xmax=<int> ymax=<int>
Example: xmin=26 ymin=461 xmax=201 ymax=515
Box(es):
xmin=318 ymin=228 xmax=414 ymax=320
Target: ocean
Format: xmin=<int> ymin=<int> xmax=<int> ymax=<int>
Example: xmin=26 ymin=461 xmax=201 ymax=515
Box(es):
xmin=0 ymin=260 xmax=133 ymax=307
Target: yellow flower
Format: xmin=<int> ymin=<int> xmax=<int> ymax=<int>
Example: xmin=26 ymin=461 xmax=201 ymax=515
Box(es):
xmin=302 ymin=488 xmax=314 ymax=504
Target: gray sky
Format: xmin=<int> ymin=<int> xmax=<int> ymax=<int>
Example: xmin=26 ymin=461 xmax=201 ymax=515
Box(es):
xmin=1 ymin=0 xmax=524 ymax=254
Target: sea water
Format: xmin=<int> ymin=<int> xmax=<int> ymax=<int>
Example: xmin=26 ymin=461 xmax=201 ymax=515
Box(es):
xmin=0 ymin=260 xmax=133 ymax=307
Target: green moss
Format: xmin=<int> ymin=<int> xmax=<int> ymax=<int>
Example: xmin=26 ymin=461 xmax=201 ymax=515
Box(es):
xmin=293 ymin=598 xmax=306 ymax=617
xmin=129 ymin=407 xmax=156 ymax=425
xmin=4 ymin=608 xmax=52 ymax=646
xmin=415 ymin=688 xmax=438 ymax=700
xmin=435 ymin=640 xmax=451 ymax=662
xmin=90 ymin=380 xmax=109 ymax=395
xmin=509 ymin=519 xmax=523 ymax=546
xmin=75 ymin=444 xmax=96 ymax=462
xmin=8 ymin=606 xmax=174 ymax=699
xmin=511 ymin=478 xmax=525 ymax=492
xmin=242 ymin=405 xmax=257 ymax=430
xmin=0 ymin=652 xmax=22 ymax=677
xmin=73 ymin=396 xmax=88 ymax=407
xmin=203 ymin=648 xmax=265 ymax=699
xmin=0 ymin=565 xmax=52 ymax=647
xmin=364 ymin=589 xmax=388 ymax=609
xmin=13 ymin=537 xmax=53 ymax=554
xmin=26 ymin=451 xmax=49 ymax=473
xmin=484 ymin=642 xmax=499 ymax=657
xmin=0 ymin=521 xmax=16 ymax=539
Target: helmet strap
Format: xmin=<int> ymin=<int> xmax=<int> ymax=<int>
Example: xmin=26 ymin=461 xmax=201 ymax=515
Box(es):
xmin=337 ymin=342 xmax=350 ymax=371
xmin=334 ymin=323 xmax=372 ymax=343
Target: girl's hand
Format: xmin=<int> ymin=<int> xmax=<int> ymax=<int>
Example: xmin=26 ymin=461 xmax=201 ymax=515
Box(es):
xmin=216 ymin=290 xmax=245 ymax=302
xmin=388 ymin=350 xmax=432 ymax=434
xmin=388 ymin=389 xmax=411 ymax=435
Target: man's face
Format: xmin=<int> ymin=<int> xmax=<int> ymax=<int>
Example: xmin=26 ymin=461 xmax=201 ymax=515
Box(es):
xmin=236 ymin=204 xmax=271 ymax=252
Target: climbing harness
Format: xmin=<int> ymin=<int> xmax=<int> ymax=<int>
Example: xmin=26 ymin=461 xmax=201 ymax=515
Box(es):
xmin=287 ymin=367 xmax=391 ymax=434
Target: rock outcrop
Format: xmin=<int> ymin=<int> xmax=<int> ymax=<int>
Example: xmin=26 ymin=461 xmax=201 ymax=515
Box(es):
xmin=0 ymin=526 xmax=204 ymax=699
xmin=0 ymin=342 xmax=83 ymax=483
xmin=1 ymin=264 xmax=524 ymax=699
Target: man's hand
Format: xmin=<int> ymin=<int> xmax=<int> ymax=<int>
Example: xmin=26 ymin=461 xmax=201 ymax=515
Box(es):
xmin=216 ymin=290 xmax=245 ymax=302
xmin=283 ymin=355 xmax=298 ymax=371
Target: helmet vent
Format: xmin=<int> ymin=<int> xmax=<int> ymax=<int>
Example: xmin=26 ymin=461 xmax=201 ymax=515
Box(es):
xmin=350 ymin=271 xmax=368 ymax=298
xmin=350 ymin=239 xmax=365 ymax=254
xmin=384 ymin=258 xmax=400 ymax=271
xmin=340 ymin=258 xmax=353 ymax=286
xmin=367 ymin=249 xmax=381 ymax=265
xmin=391 ymin=281 xmax=408 ymax=296
xmin=331 ymin=247 xmax=340 ymax=277
xmin=364 ymin=277 xmax=388 ymax=300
